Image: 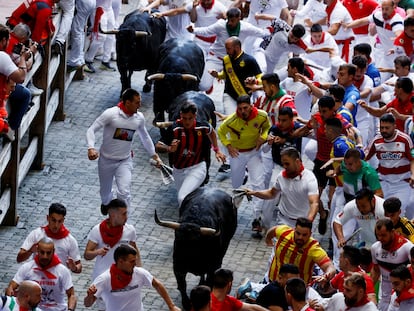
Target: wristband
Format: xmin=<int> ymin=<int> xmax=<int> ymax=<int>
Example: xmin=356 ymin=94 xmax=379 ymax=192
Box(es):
xmin=212 ymin=146 xmax=219 ymax=153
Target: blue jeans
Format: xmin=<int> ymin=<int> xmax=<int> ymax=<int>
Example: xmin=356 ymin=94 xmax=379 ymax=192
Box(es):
xmin=8 ymin=84 xmax=31 ymax=130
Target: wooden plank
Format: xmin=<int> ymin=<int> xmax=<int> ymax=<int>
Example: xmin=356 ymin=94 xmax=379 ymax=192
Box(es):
xmin=0 ymin=143 xmax=12 ymax=177
xmin=46 ymin=90 xmax=60 ymax=132
xmin=0 ymin=189 xmax=11 ymax=225
xmin=18 ymin=137 xmax=38 ymax=187
xmin=48 ymin=55 xmax=61 ymax=89
xmin=23 ymin=53 xmax=43 ymax=85
xmin=19 ymin=96 xmax=41 ymax=138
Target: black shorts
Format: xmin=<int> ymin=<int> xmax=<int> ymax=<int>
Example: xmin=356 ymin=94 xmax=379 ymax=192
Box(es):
xmin=313 ymin=158 xmax=335 ymax=189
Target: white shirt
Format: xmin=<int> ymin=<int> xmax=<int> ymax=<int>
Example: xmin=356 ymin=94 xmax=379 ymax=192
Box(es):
xmin=295 ymin=0 xmax=327 ymax=24
xmin=355 ymin=75 xmax=374 ymax=126
xmin=13 ymin=260 xmax=73 ymax=311
xmin=194 ymin=1 xmax=226 ymax=28
xmin=388 ymin=291 xmax=414 ymax=311
xmin=326 ymin=292 xmax=379 ymax=311
xmin=87 ymin=223 xmax=137 ymax=279
xmin=0 ymin=296 xmax=41 ymax=311
xmin=371 ymin=236 xmax=413 ymax=302
xmin=86 ymin=106 xmax=156 ymax=160
xmin=302 ymin=31 xmax=339 ymax=69
xmin=0 ymin=52 xmax=18 ymax=77
xmin=325 ymin=1 xmax=354 ymax=40
xmin=273 ymin=168 xmax=319 ymax=219
xmin=164 ymin=0 xmax=193 ymax=40
xmin=246 ymin=0 xmax=288 ymax=29
xmin=193 ymin=19 xmax=268 ymax=58
xmin=93 ymin=267 xmax=153 ymax=311
xmin=20 ymin=227 xmax=81 ymax=266
xmin=334 ymin=196 xmax=385 ymax=247
xmin=280 ymin=77 xmax=313 ymax=120
xmin=368 ymin=9 xmax=404 ymax=52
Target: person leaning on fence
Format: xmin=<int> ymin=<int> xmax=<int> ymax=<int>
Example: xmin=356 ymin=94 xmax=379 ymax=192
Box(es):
xmin=0 ymin=24 xmax=31 ymax=141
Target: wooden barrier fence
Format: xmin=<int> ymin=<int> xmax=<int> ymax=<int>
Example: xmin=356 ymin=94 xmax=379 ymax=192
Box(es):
xmin=0 ymin=11 xmax=77 ymax=225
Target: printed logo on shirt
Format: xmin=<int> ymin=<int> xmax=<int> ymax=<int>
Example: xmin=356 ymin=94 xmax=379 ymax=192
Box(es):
xmin=111 ymin=284 xmax=140 ymax=293
xmin=379 ymin=152 xmax=403 ymax=160
xmin=113 ymin=128 xmax=135 ymax=141
xmin=239 ymin=60 xmax=245 ymax=67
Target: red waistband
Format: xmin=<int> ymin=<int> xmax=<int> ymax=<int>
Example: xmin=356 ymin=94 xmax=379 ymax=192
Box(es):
xmin=196 ymin=35 xmax=216 ymax=43
xmin=238 ymin=147 xmax=255 ymax=152
xmin=335 ymin=37 xmax=355 ymax=44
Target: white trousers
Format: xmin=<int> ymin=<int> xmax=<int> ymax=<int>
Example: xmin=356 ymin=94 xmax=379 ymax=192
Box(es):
xmin=381 ymin=179 xmax=412 ymax=217
xmin=68 ymin=0 xmax=96 ymax=66
xmin=98 ymin=155 xmax=133 ymax=206
xmin=229 ymin=149 xmax=265 ymax=219
xmin=56 ymin=0 xmax=76 ymax=43
xmin=199 ymin=56 xmax=222 ymax=92
xmin=173 ymin=161 xmax=207 ymax=207
xmin=85 ymin=8 xmax=116 ymax=63
xmin=330 ymin=187 xmax=357 ymax=269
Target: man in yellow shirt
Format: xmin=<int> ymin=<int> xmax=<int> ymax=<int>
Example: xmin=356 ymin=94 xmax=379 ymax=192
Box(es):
xmin=217 ymin=94 xmax=270 ymax=236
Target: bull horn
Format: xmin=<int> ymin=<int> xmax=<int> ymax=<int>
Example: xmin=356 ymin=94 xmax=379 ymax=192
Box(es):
xmin=147 ymin=73 xmax=165 ymax=81
xmin=135 ymin=31 xmax=151 ymax=37
xmin=154 ymin=210 xmax=180 ymax=230
xmin=155 ymin=121 xmax=173 ymax=128
xmin=99 ymin=24 xmax=119 ymax=34
xmin=181 ymin=74 xmax=198 ymax=81
xmin=200 ymin=226 xmax=219 ymax=236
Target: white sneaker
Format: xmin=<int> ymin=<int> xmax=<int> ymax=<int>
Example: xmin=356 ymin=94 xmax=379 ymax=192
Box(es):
xmin=4 ymin=128 xmax=15 ymax=141
xmin=29 ymin=84 xmax=44 ymax=96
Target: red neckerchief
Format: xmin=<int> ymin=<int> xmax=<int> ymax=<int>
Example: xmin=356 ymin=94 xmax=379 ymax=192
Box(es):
xmin=201 ymin=0 xmax=214 ymax=11
xmin=385 ymin=232 xmax=408 ymax=252
xmin=99 ymin=219 xmax=124 ymax=248
xmin=236 ymin=106 xmax=259 ymax=122
xmin=110 ymin=263 xmax=132 ymax=290
xmin=396 ymin=286 xmax=414 ymax=303
xmin=346 ymin=295 xmax=370 ymax=310
xmin=325 ymin=0 xmax=338 ymax=23
xmin=118 ymin=102 xmax=133 ymax=116
xmin=282 ymin=163 xmax=304 ymax=179
xmin=311 ymin=32 xmax=325 ymax=45
xmin=33 ymin=254 xmax=61 ymax=279
xmin=353 ymin=76 xmax=364 ymax=90
xmin=384 ymin=9 xmax=397 ymax=30
xmin=295 ymin=39 xmax=308 ymax=50
xmin=43 ymin=224 xmax=70 ymax=239
xmin=19 ymin=307 xmax=29 ymax=311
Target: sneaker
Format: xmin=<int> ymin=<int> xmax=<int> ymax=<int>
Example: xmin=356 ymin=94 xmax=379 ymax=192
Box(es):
xmin=100 ymin=62 xmax=116 ymax=71
xmin=218 ymin=163 xmax=231 ymax=173
xmin=245 ymin=290 xmax=258 ymax=302
xmin=4 ymin=127 xmax=15 ymax=141
xmin=252 ymin=217 xmax=263 ymax=232
xmin=101 ymin=204 xmax=109 ymax=216
xmin=236 ymin=278 xmax=252 ymax=299
xmin=318 ymin=212 xmax=328 ymax=235
xmin=52 ymin=41 xmax=64 ymax=55
xmin=84 ymin=62 xmax=96 ymax=73
xmin=28 ymin=84 xmax=43 ymax=96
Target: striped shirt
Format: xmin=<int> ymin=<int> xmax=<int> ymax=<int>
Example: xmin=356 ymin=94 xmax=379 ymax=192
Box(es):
xmin=366 ymin=130 xmax=414 ymax=182
xmin=268 ymin=225 xmax=331 ymax=284
xmin=254 ymin=92 xmax=296 ymax=125
xmin=172 ymin=120 xmax=212 ymax=169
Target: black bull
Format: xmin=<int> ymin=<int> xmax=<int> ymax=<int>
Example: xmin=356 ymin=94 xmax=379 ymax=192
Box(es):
xmin=115 ymin=10 xmax=167 ymax=94
xmin=150 ymin=39 xmax=205 ymax=123
xmin=155 ymin=188 xmax=239 ymax=310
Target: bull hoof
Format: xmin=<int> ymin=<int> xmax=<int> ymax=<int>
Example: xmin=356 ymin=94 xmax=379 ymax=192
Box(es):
xmin=143 ymin=83 xmax=152 ymax=93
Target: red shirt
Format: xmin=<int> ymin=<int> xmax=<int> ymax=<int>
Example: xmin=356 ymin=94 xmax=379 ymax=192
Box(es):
xmin=343 ymin=0 xmax=378 ymax=35
xmin=394 ymin=31 xmax=414 ymax=60
xmin=386 ymin=93 xmax=414 ymax=131
xmin=307 ymin=112 xmax=351 ymax=161
xmin=211 ymin=293 xmax=243 ymax=311
xmin=331 ymin=268 xmax=375 ymax=294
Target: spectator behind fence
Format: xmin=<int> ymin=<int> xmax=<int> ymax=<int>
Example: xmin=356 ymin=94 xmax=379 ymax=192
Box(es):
xmin=0 ymin=24 xmax=31 ymax=141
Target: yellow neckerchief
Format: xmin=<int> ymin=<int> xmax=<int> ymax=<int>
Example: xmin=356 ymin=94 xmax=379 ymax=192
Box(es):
xmin=223 ymin=52 xmax=247 ymax=97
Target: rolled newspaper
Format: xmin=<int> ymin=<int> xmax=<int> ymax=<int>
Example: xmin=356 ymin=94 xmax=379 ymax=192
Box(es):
xmin=149 ymin=159 xmax=174 ymax=185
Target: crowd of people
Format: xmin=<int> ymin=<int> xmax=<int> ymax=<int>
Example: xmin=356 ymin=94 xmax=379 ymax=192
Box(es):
xmin=3 ymin=0 xmax=414 ymax=310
